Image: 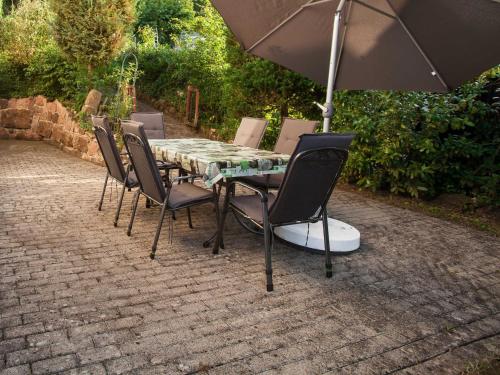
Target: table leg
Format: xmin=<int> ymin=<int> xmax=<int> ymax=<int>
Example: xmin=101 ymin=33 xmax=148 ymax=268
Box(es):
xmin=203 ymin=179 xmax=230 ymax=250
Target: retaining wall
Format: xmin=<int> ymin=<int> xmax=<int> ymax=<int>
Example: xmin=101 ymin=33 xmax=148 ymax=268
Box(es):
xmin=0 ymin=96 xmax=103 ymax=164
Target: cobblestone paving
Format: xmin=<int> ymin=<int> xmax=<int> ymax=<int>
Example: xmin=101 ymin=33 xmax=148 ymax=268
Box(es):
xmin=0 ymin=140 xmax=499 ymax=375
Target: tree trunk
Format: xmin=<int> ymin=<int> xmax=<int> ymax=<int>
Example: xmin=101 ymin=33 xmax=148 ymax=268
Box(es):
xmin=280 ymin=101 xmax=289 ymax=120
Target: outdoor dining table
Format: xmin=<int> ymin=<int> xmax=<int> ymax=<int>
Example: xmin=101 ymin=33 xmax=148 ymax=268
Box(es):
xmin=149 ymin=137 xmax=360 ymax=254
xmin=149 ymin=138 xmax=290 ymax=187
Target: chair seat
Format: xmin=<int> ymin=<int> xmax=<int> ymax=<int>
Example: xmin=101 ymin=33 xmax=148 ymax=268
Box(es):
xmin=230 ymin=193 xmax=276 ymax=224
xmin=168 ymin=183 xmax=214 ymax=209
xmin=238 ymin=174 xmax=284 ymax=189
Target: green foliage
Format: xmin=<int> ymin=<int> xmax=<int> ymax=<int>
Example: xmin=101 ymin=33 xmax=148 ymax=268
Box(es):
xmin=222 ymin=36 xmax=324 ymax=148
xmin=137 ymin=3 xmax=323 ymax=147
xmin=137 ymin=3 xmax=229 ymax=123
xmin=50 ymin=0 xmax=135 ymax=72
xmin=24 ymin=45 xmax=86 ymax=101
xmin=333 ymin=69 xmax=499 ymax=206
xmin=135 ymin=0 xmax=194 ymax=45
xmin=0 ymin=0 xmax=55 ymax=65
xmin=1 ymin=0 xmax=21 ymax=16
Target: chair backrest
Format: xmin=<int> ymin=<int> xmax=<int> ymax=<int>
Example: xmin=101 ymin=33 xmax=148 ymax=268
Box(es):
xmin=92 ymin=115 xmax=127 ymax=183
xmin=269 ymin=133 xmax=353 ymax=225
xmin=233 ymin=117 xmax=268 ymax=149
xmin=289 ymin=132 xmax=355 ymax=160
xmin=130 ymin=112 xmax=165 ymax=139
xmin=121 ymin=120 xmax=166 ymax=203
xmin=273 ymin=118 xmax=319 ymax=155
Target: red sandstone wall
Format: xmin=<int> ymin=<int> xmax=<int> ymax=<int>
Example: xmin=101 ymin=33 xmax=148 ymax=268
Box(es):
xmin=0 ymin=96 xmax=103 ymax=165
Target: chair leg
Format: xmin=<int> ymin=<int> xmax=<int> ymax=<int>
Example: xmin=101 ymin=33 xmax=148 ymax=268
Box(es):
xmin=187 ymin=207 xmax=193 ymax=229
xmin=127 ymin=190 xmax=140 ymax=237
xmin=323 ymin=209 xmax=333 ymax=278
xmin=151 ymin=200 xmax=169 ymax=260
xmin=213 ymin=181 xmax=231 ymax=254
xmin=98 ymin=173 xmax=109 ymax=211
xmin=263 ymin=207 xmax=273 ymax=292
xmin=113 ymin=183 xmax=127 ymax=227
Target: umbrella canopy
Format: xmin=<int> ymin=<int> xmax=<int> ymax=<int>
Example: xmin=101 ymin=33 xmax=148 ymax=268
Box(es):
xmin=212 ymin=0 xmax=500 ymax=92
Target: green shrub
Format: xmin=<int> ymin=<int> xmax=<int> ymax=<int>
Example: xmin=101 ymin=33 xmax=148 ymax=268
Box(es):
xmin=333 ymin=69 xmax=499 ymax=207
xmin=0 ymin=0 xmax=55 ymax=65
xmin=135 ymin=0 xmax=194 ymax=45
xmin=24 ymin=45 xmax=86 ymax=102
xmin=50 ymin=0 xmax=135 ymax=80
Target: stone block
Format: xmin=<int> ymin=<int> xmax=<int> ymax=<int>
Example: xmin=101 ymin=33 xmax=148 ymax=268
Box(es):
xmin=46 ymin=102 xmax=57 ymax=113
xmin=34 ymin=96 xmax=47 ymax=107
xmin=0 ymin=109 xmax=33 ymax=129
xmin=63 ymin=119 xmax=73 ymax=132
xmin=14 ymin=130 xmax=26 ymax=139
xmin=73 ymin=134 xmax=89 ymax=153
xmin=31 ymin=115 xmax=40 ymax=132
xmin=81 ymin=89 xmax=102 ymax=115
xmin=0 ymin=98 xmax=8 ymax=109
xmin=50 ymin=112 xmax=59 ymax=124
xmin=12 ymin=97 xmax=34 ymax=109
xmin=51 ymin=125 xmax=64 ymax=143
xmin=57 ymin=110 xmax=67 ymax=125
xmin=62 ymin=131 xmax=73 ymax=147
xmin=24 ymin=130 xmax=42 ymax=141
xmin=38 ymin=120 xmax=53 ymax=139
xmin=0 ymin=127 xmax=9 ymax=139
xmin=86 ymin=140 xmax=99 ymax=156
xmin=8 ymin=98 xmax=18 ymax=108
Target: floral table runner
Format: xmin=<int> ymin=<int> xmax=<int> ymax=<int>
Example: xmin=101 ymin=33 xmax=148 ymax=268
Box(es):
xmin=149 ymin=138 xmax=290 ymax=187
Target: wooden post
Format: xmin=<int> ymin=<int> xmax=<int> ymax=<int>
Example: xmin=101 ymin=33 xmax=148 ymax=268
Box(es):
xmin=185 ymin=85 xmax=200 ymax=130
xmin=127 ymin=85 xmax=136 ymax=112
xmin=193 ymin=88 xmax=200 ymax=130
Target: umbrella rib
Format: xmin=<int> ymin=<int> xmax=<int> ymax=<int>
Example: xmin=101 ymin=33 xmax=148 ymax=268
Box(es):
xmin=353 ymin=0 xmax=395 ymax=19
xmin=247 ymin=0 xmax=317 ymax=52
xmin=385 ymin=1 xmax=449 ymax=91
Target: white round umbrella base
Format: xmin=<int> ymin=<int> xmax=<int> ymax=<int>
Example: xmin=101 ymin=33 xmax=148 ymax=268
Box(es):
xmin=274 ymin=218 xmax=360 ymax=254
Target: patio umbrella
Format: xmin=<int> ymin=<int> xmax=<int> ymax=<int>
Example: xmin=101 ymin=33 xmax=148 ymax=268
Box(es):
xmin=211 ymin=0 xmax=500 ymax=131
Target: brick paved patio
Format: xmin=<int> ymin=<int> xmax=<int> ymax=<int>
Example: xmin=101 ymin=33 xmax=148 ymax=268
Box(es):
xmin=0 ymin=140 xmax=499 ymax=375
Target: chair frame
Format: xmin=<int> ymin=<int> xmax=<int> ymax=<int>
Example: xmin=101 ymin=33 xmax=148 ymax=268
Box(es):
xmin=93 ymin=121 xmax=136 ymax=227
xmin=214 ymin=147 xmax=348 ymax=292
xmin=123 ymin=132 xmax=220 ymax=259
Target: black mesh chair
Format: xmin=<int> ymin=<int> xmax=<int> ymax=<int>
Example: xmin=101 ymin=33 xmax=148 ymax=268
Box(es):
xmin=214 ymin=133 xmax=354 ymax=292
xmin=92 ymin=115 xmax=139 ymax=227
xmin=121 ymin=121 xmax=219 ymax=258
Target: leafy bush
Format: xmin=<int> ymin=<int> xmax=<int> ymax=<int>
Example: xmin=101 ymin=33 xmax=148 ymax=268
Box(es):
xmin=50 ymin=0 xmax=135 ymax=78
xmin=137 ymin=4 xmax=229 ymax=124
xmin=0 ymin=0 xmax=55 ymax=65
xmin=333 ymin=69 xmax=499 ymax=206
xmin=24 ymin=45 xmax=86 ymax=102
xmin=135 ymin=0 xmax=194 ymax=45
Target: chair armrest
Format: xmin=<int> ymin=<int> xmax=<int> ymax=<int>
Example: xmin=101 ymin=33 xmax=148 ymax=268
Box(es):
xmin=230 ymin=180 xmax=268 ymax=202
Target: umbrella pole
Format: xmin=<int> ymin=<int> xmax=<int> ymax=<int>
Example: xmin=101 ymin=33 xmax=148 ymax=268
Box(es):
xmin=322 ymin=0 xmax=346 ymax=133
